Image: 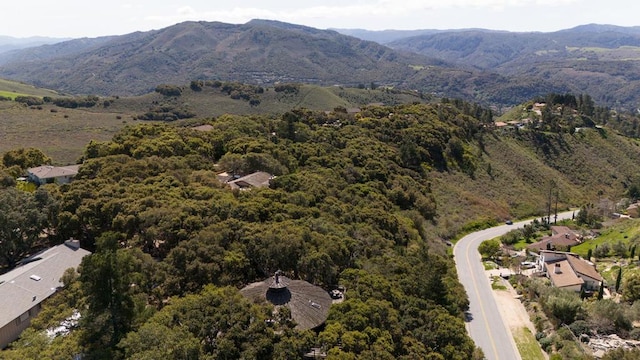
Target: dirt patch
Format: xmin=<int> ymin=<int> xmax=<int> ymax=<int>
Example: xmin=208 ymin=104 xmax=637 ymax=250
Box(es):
xmin=493 ymin=280 xmax=536 ymax=334
xmin=489 ymin=269 xmax=549 ymax=359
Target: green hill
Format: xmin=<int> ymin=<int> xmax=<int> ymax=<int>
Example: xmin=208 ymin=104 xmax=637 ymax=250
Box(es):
xmin=0 ymin=83 xmax=427 ymax=164
xmin=0 ymin=78 xmax=59 ymax=99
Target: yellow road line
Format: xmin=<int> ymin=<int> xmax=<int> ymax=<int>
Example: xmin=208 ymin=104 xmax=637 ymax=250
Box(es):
xmin=465 ymin=234 xmax=501 ymax=359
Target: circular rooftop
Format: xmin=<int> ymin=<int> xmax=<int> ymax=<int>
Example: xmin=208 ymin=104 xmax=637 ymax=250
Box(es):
xmin=240 ymin=274 xmax=332 ymax=330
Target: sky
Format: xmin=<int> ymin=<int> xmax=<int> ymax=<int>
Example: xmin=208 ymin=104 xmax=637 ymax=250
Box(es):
xmin=1 ymin=0 xmax=638 ymax=38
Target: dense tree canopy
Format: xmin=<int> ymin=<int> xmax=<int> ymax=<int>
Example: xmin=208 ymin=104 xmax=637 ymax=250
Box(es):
xmin=3 ymin=102 xmax=495 ymax=359
xmin=0 ymin=187 xmax=57 ymax=269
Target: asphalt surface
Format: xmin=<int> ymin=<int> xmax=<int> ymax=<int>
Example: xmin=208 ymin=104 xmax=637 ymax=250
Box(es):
xmin=453 ymin=211 xmax=575 ymax=360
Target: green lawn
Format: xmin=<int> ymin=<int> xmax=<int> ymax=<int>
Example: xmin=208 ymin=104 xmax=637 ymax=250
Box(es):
xmin=571 ymin=218 xmax=640 ymax=257
xmin=514 ymin=327 xmax=545 ymax=360
xmin=0 ymin=90 xmax=25 ymax=100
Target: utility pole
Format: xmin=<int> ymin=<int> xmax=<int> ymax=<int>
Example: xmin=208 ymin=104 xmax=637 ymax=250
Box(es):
xmin=554 ymin=188 xmax=559 ymax=224
xmin=547 ymin=182 xmax=553 ymax=225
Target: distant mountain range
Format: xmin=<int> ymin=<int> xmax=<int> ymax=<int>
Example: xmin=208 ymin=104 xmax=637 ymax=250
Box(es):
xmin=350 ymin=24 xmax=640 ymax=110
xmin=0 ymin=20 xmax=452 ymax=96
xmin=2 ymin=21 xmax=640 ymax=109
xmin=0 ymin=36 xmax=70 ymax=54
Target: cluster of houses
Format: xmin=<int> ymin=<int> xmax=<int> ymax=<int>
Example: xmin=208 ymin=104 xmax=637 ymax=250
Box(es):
xmin=1 ymin=161 xmax=274 ymax=349
xmin=23 ymin=164 xmax=274 ymax=191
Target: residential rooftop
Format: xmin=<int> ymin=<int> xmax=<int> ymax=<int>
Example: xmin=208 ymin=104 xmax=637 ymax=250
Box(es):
xmin=0 ymin=240 xmax=90 ymax=331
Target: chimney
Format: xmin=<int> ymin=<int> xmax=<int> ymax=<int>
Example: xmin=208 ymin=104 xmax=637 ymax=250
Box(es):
xmin=64 ymin=239 xmax=80 ymax=250
xmin=554 ymin=263 xmax=562 ymax=274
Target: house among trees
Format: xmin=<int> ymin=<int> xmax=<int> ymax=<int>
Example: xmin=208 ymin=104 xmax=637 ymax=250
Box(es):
xmin=527 ymin=226 xmax=581 ymax=252
xmin=536 ymin=250 xmax=603 ymax=292
xmin=626 ymin=202 xmax=640 ymax=218
xmin=217 ymin=171 xmax=274 ymax=190
xmin=0 ymin=240 xmax=90 ymax=348
xmin=27 ymin=164 xmax=81 ymax=185
xmin=240 ymin=271 xmax=332 ymax=330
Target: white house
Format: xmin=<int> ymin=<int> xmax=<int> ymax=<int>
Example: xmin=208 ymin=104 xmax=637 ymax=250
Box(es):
xmin=0 ymin=240 xmax=90 ymax=349
xmin=537 ymin=250 xmax=603 ymax=292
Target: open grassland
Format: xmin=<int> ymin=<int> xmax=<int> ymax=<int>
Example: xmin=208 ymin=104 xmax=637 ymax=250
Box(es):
xmin=98 ymin=84 xmax=426 ymax=118
xmin=0 ymin=91 xmax=24 ymax=100
xmin=0 ymin=78 xmax=60 ymax=97
xmin=0 ymin=83 xmax=427 ymax=164
xmin=0 ymin=102 xmax=144 ymax=164
xmin=572 ymin=218 xmax=640 ymax=257
xmin=513 ymin=327 xmax=546 ymax=360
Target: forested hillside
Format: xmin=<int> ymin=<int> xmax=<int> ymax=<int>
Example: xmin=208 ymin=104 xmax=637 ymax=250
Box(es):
xmin=0 ymin=20 xmax=565 ymax=108
xmin=3 ymin=97 xmax=640 ymax=358
xmin=0 ymin=20 xmax=443 ymax=96
xmin=387 ymin=24 xmax=640 ymax=110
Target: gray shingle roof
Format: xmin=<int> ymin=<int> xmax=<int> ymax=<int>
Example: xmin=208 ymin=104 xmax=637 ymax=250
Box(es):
xmin=0 ymin=241 xmax=90 ymax=328
xmin=227 ymin=171 xmax=273 ymax=189
xmin=241 ymin=276 xmax=332 ymax=330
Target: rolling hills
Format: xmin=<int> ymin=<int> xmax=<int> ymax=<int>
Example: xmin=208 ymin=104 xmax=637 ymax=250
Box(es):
xmin=3 ymin=22 xmax=640 ymax=109
xmin=0 ymin=82 xmax=428 ymax=164
xmin=0 ymin=35 xmax=69 ymax=54
xmin=0 ymin=20 xmax=447 ymax=96
xmin=384 ymin=24 xmax=640 ymax=110
xmin=0 ymin=19 xmax=566 ymax=108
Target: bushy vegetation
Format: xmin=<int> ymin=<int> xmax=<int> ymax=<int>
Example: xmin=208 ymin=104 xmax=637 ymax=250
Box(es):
xmin=45 ymin=95 xmax=100 ymax=108
xmin=512 ymin=276 xmax=640 ymax=358
xmin=14 ymin=95 xmax=44 ymax=106
xmin=2 ymin=103 xmax=491 ymax=359
xmin=136 ymin=104 xmax=196 ymax=121
xmin=154 ymin=84 xmax=183 ymax=97
xmin=5 ymin=93 xmax=640 ymax=358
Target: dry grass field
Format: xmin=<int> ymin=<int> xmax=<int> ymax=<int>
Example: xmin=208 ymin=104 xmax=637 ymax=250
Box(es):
xmin=0 ymin=101 xmax=142 ymax=164
xmin=0 ymin=82 xmax=426 ymax=164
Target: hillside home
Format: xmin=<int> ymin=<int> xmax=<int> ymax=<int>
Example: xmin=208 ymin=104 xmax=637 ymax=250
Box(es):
xmin=537 ymin=250 xmax=603 ymax=292
xmin=27 ymin=165 xmax=81 ymax=185
xmin=527 ymin=226 xmax=581 ymax=252
xmin=0 ymin=240 xmax=90 ymax=348
xmin=627 ymin=203 xmax=640 ymax=218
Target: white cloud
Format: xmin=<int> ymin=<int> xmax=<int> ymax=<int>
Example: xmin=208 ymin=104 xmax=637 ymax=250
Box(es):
xmin=140 ymin=0 xmax=583 ymax=31
xmin=146 ymin=0 xmax=581 ymax=21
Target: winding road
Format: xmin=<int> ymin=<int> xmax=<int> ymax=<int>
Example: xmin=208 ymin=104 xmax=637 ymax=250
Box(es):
xmin=453 ymin=211 xmax=574 ymax=360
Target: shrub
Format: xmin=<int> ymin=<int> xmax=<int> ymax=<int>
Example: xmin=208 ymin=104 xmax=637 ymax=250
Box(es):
xmin=155 ymin=84 xmax=182 ymax=97
xmin=538 ymin=336 xmax=553 ymax=352
xmin=15 ymin=96 xmax=43 ymax=106
xmin=274 ymin=83 xmax=300 ymax=94
xmin=568 ymin=320 xmax=591 ymax=336
xmin=594 ymin=243 xmax=611 ymax=259
xmin=52 ymin=96 xmax=99 ymax=108
xmin=190 ymin=80 xmax=203 ymax=92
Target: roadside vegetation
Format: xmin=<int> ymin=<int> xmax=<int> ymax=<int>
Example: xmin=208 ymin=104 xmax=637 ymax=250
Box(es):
xmin=514 ymin=327 xmax=546 ymax=360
